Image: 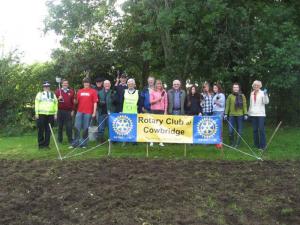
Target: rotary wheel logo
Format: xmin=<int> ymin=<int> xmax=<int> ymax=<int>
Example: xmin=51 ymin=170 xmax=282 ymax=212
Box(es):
xmin=112 ymin=115 xmax=133 ymax=136
xmin=197 ymin=117 xmax=218 ymax=139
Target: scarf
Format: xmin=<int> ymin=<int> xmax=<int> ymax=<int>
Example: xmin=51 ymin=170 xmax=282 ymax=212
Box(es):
xmin=234 ymin=92 xmax=243 ymax=109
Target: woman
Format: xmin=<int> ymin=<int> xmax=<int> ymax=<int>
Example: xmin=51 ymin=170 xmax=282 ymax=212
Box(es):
xmin=224 ymin=83 xmax=248 ymax=148
xmin=212 ymin=83 xmax=225 ymax=117
xmin=185 ymin=85 xmax=202 ymax=115
xmin=149 ymin=79 xmax=168 ymax=147
xmin=212 ymin=83 xmax=225 ymax=149
xmin=248 ymin=80 xmax=269 ymax=150
xmin=201 ymin=82 xmax=213 ymax=116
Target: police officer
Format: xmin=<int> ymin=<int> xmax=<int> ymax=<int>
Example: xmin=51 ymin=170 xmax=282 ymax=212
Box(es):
xmin=35 ymin=81 xmax=58 ymax=149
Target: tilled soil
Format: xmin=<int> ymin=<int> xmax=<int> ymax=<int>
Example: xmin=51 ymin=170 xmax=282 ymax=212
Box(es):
xmin=0 ymin=159 xmax=299 ymax=225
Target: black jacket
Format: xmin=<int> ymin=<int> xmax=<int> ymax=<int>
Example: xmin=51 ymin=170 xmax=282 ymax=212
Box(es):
xmin=185 ymin=94 xmax=203 ymax=115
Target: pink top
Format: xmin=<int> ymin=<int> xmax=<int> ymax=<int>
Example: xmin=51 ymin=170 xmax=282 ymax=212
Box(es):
xmin=150 ymin=89 xmax=168 ymax=112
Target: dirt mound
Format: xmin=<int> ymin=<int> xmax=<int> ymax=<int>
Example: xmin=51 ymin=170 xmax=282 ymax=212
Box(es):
xmin=0 ymin=159 xmax=299 ymax=225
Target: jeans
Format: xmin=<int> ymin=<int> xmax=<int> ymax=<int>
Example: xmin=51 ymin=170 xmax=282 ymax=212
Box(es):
xmin=172 ymin=110 xmax=181 ymax=115
xmin=57 ymin=110 xmax=73 ymax=143
xmin=213 ymin=111 xmax=224 ymax=145
xmin=37 ymin=115 xmax=54 ymax=147
xmin=73 ymin=112 xmax=92 ymax=147
xmin=203 ymin=112 xmax=213 ymax=116
xmin=228 ymin=116 xmax=243 ymax=147
xmin=213 ymin=111 xmax=224 ymax=118
xmin=251 ymin=116 xmax=266 ymax=149
xmin=98 ymin=114 xmax=108 ymax=139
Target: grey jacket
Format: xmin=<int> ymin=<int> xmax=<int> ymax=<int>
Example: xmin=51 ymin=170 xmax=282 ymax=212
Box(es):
xmin=167 ymin=89 xmax=186 ymax=114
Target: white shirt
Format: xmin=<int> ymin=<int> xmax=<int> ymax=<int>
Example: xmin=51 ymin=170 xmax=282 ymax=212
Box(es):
xmin=248 ymin=90 xmax=269 ymax=117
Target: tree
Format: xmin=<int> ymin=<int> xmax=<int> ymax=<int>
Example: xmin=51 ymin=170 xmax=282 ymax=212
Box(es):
xmin=44 ymin=0 xmax=300 ymax=124
xmin=0 ymin=49 xmax=57 ymax=134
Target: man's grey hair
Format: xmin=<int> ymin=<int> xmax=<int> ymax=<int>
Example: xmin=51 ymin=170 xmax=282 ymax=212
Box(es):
xmin=127 ymin=78 xmax=135 ymax=85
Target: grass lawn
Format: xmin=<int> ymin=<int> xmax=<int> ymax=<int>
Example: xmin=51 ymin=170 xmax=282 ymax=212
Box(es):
xmin=0 ymin=123 xmax=299 ymax=161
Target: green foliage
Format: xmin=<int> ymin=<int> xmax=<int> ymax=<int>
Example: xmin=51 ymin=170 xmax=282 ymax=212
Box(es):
xmin=1 ymin=0 xmax=300 ymax=134
xmin=44 ymin=0 xmax=117 ymax=83
xmin=0 ymin=51 xmax=57 ymax=134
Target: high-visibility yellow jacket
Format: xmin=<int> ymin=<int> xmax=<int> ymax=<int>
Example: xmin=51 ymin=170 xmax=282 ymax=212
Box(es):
xmin=35 ymin=91 xmax=58 ymax=115
xmin=122 ymin=90 xmax=139 ymax=114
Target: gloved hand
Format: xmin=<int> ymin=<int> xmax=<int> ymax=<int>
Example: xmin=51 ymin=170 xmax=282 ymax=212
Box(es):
xmin=263 ymin=89 xmax=268 ymax=95
xmin=223 ymin=114 xmax=228 ymax=120
xmin=244 ymin=115 xmax=248 ymax=120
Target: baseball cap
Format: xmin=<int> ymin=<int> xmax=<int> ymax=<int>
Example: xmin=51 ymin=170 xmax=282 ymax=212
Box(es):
xmin=95 ymin=77 xmax=104 ymax=83
xmin=120 ymin=73 xmax=128 ymax=78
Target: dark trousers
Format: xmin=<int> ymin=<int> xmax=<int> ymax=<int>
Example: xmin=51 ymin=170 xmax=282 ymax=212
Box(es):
xmin=98 ymin=113 xmax=108 ymax=139
xmin=151 ymin=110 xmax=164 ymax=114
xmin=37 ymin=115 xmax=54 ymax=147
xmin=251 ymin=116 xmax=266 ymax=149
xmin=57 ymin=110 xmax=73 ymax=143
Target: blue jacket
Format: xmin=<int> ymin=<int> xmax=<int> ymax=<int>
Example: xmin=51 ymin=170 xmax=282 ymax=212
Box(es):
xmin=140 ymin=86 xmax=151 ymax=112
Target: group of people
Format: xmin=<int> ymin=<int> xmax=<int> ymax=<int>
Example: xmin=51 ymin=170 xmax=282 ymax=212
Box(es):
xmin=34 ymin=74 xmax=269 ymax=151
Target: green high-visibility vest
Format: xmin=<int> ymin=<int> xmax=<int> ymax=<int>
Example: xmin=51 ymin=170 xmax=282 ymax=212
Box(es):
xmin=122 ymin=90 xmax=139 ymax=114
xmin=35 ymin=91 xmax=58 ymax=115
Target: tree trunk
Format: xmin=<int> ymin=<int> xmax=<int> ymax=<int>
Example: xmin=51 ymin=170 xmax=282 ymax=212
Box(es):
xmin=155 ymin=0 xmax=173 ymax=73
xmin=141 ymin=60 xmax=150 ymax=87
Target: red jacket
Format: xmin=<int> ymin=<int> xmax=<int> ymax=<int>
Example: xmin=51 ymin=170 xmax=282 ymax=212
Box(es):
xmin=55 ymin=89 xmax=75 ymax=111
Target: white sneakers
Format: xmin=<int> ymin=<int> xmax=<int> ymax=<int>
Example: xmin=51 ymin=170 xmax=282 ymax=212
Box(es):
xmin=149 ymin=142 xmax=165 ymax=147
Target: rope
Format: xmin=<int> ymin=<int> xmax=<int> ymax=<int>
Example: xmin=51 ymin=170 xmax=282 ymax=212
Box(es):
xmin=64 ymin=115 xmax=108 ymax=158
xmin=222 ymin=142 xmax=262 ymax=161
xmin=63 ymin=141 xmax=108 ymax=159
xmin=225 ymin=118 xmax=258 ymax=158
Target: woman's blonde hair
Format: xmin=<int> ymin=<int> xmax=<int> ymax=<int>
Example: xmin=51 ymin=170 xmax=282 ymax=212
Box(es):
xmin=252 ymin=80 xmax=262 ymax=89
xmin=155 ymin=79 xmax=163 ymax=90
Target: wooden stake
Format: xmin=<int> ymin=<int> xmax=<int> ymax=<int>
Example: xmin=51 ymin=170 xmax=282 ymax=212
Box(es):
xmin=264 ymin=121 xmax=282 ymax=153
xmin=108 ymin=139 xmax=112 ymax=156
xmin=146 ymin=143 xmax=149 ymax=158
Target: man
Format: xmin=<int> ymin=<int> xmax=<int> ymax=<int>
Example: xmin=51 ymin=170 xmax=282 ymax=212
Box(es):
xmin=71 ymin=78 xmax=98 ymax=148
xmin=114 ymin=73 xmax=128 ymax=112
xmin=168 ymin=80 xmax=186 ymax=115
xmin=122 ymin=78 xmax=141 ymax=114
xmin=94 ymin=77 xmax=104 ymax=91
xmin=98 ymin=80 xmax=115 ymax=143
xmin=35 ymin=81 xmax=58 ymax=149
xmin=140 ymin=76 xmax=155 ymax=113
xmin=121 ymin=78 xmax=141 ymax=147
xmin=55 ymin=79 xmax=75 ymax=144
